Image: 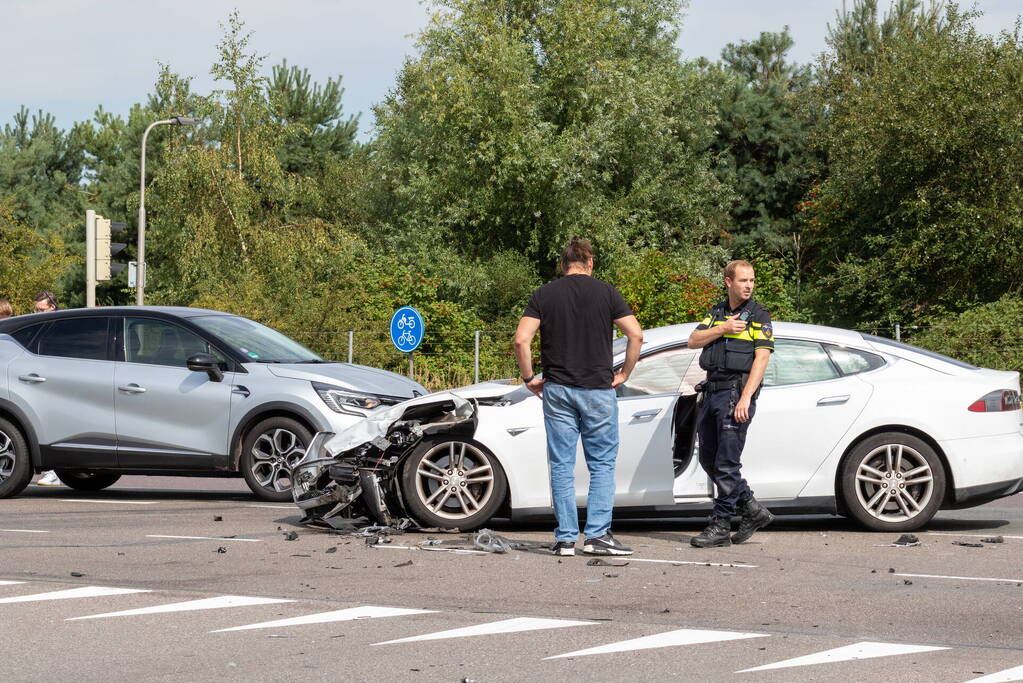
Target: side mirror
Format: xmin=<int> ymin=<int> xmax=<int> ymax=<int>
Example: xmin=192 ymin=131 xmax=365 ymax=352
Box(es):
xmin=186 ymin=353 xmax=224 ymax=382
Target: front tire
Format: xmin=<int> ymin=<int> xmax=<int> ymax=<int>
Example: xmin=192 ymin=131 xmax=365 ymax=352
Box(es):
xmin=240 ymin=417 xmax=312 ymax=502
xmin=401 ymin=437 xmax=507 ymax=530
xmin=53 ymin=470 xmax=121 ymax=491
xmin=0 ymin=418 xmax=32 ymax=498
xmin=840 ymin=433 xmax=945 ymax=531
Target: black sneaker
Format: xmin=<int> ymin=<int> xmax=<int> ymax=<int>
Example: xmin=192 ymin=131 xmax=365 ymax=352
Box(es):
xmin=731 ymin=496 xmax=774 ymax=544
xmin=582 ymin=533 xmax=633 ymax=556
xmin=552 ymin=541 xmax=575 ymax=556
xmin=690 ymin=518 xmax=732 ymax=548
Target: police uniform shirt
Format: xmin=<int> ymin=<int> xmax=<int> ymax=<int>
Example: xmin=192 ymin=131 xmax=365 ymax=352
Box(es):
xmin=696 ymin=299 xmax=774 ymax=380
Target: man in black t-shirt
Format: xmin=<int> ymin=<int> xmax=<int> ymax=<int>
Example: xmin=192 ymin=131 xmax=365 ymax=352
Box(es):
xmin=514 ymin=238 xmax=643 ymax=557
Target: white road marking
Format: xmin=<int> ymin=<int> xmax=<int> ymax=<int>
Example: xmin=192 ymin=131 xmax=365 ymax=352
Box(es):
xmin=146 ymin=535 xmax=261 ymax=542
xmin=247 ymin=505 xmax=295 ymax=509
xmin=926 ymin=532 xmax=1023 ymax=540
xmin=213 ymin=605 xmax=436 ymax=632
xmin=0 ymin=586 xmax=150 ymax=604
xmin=373 ymin=617 xmax=596 ymax=645
xmin=546 ymin=628 xmax=768 ymax=659
xmin=896 ymin=573 xmax=1023 ymax=584
xmin=737 ymin=641 xmax=948 ymax=672
xmin=0 ymin=529 xmax=49 ymax=533
xmin=630 ymin=558 xmax=758 ymax=568
xmin=963 ymin=664 xmax=1023 ymax=682
xmin=68 ymin=595 xmax=294 ymax=620
xmin=0 ymin=581 xmax=26 ymax=586
xmin=60 ymin=499 xmax=158 ymax=505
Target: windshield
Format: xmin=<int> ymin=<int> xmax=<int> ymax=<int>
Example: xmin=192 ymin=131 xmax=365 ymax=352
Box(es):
xmin=191 ymin=315 xmax=322 ymax=363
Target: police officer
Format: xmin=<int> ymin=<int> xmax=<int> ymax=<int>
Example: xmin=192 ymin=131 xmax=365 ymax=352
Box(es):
xmin=686 ymin=260 xmax=775 ymax=547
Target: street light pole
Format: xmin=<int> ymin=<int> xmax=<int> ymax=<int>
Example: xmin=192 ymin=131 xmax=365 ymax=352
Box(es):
xmin=136 ymin=116 xmax=199 ymax=305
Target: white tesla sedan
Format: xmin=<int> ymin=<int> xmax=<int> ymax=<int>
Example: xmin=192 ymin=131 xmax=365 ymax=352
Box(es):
xmin=291 ymin=322 xmax=1023 ymax=532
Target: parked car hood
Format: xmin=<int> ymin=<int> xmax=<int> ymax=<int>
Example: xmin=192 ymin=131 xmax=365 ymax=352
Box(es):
xmin=264 ymin=362 xmax=426 ymax=398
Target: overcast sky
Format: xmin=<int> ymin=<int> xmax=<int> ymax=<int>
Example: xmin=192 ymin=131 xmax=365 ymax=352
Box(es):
xmin=2 ymin=1 xmax=1020 ymax=139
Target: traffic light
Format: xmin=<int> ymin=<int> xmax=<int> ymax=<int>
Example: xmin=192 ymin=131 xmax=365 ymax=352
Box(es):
xmin=95 ymin=217 xmax=127 ymax=281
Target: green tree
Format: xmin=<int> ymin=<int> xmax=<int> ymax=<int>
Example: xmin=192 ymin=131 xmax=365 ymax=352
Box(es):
xmin=711 ymin=28 xmax=819 ymax=256
xmin=805 ymin=1 xmax=1023 ymax=327
xmin=911 ymin=296 xmax=1023 ymax=373
xmin=0 ymin=200 xmax=77 ymax=312
xmin=371 ymin=0 xmax=730 ymax=275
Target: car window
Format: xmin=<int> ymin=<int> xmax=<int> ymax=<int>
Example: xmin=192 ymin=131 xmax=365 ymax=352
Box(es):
xmin=190 ymin=314 xmax=321 ymax=363
xmin=10 ymin=323 xmax=45 ymax=352
xmin=125 ymin=318 xmax=218 ymax=368
xmin=762 ymin=339 xmax=840 ymax=387
xmin=617 ymin=347 xmax=697 ymax=397
xmin=825 ymin=345 xmax=885 ymax=376
xmin=37 ymin=318 xmax=109 ymax=361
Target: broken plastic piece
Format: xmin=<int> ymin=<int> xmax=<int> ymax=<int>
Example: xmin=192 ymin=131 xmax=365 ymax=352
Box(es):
xmin=420 ymin=539 xmax=443 ymax=546
xmin=394 ymin=560 xmax=414 ymax=568
xmin=282 ymin=531 xmax=298 ymax=541
xmin=586 ymin=558 xmax=629 ymax=567
xmin=953 ymin=541 xmax=984 ymax=548
xmin=215 ymin=547 xmax=227 ymax=554
xmin=893 ymin=534 xmax=919 ymax=546
xmin=981 ymin=536 xmax=1004 ymax=543
xmin=325 ymin=546 xmax=338 ymax=554
xmin=213 ymin=516 xmax=223 ymax=522
xmin=472 ymin=529 xmax=513 ymax=553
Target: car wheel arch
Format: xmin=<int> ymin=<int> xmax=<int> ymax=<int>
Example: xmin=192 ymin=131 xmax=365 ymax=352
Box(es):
xmin=230 ymin=405 xmax=320 ymax=471
xmin=833 ymin=424 xmax=954 ymax=516
xmin=0 ymin=400 xmax=41 ymax=469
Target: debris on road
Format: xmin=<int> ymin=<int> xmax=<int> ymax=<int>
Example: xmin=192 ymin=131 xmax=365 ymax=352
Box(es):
xmin=472 ymin=529 xmax=514 ymax=553
xmin=213 ymin=516 xmax=222 ymax=522
xmin=874 ymin=534 xmax=920 ymax=547
xmin=394 ymin=560 xmax=414 ymax=568
xmin=953 ymin=541 xmax=984 ymax=548
xmin=982 ymin=536 xmax=1004 ymax=544
xmin=70 ymin=571 xmax=84 ymax=577
xmin=325 ymin=546 xmax=338 ymax=554
xmin=282 ymin=531 xmax=299 ymax=541
xmin=215 ymin=546 xmax=227 ymax=554
xmin=586 ymin=558 xmax=629 ymax=567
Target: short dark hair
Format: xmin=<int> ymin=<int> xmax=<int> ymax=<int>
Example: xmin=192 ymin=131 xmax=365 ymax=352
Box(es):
xmin=34 ymin=290 xmax=58 ymax=308
xmin=559 ymin=237 xmax=594 ymax=274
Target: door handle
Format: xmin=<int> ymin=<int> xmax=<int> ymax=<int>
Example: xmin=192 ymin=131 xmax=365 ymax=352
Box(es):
xmin=631 ymin=408 xmax=662 ymax=422
xmin=118 ymin=384 xmax=147 ymax=394
xmin=232 ymin=385 xmax=250 ymax=397
xmin=817 ymin=395 xmax=850 ymax=407
xmin=18 ymin=374 xmax=46 ymax=383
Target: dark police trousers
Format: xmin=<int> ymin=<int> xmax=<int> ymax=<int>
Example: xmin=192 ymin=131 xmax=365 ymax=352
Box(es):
xmin=697 ymin=386 xmax=757 ymax=518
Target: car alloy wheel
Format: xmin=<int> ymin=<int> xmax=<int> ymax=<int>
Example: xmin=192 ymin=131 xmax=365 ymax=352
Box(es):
xmin=241 ymin=417 xmax=312 ymax=502
xmin=0 ymin=418 xmax=32 ymax=498
xmin=841 ymin=433 xmax=945 ymax=531
xmin=402 ymin=438 xmax=507 ymax=530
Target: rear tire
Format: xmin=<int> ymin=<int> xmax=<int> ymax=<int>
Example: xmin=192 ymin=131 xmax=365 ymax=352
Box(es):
xmin=840 ymin=432 xmax=945 ymax=531
xmin=0 ymin=418 xmax=32 ymax=498
xmin=53 ymin=470 xmax=122 ymax=491
xmin=240 ymin=417 xmax=312 ymax=502
xmin=401 ymin=437 xmax=507 ymax=530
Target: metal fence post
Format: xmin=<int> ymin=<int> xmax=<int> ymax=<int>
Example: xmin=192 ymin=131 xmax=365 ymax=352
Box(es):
xmin=895 ymin=323 xmax=901 ymax=342
xmin=474 ymin=330 xmax=480 ymax=384
xmin=347 ymin=330 xmax=354 ymax=364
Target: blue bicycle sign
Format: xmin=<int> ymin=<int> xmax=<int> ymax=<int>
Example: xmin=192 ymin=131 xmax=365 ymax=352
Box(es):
xmin=390 ymin=306 xmax=425 ymax=353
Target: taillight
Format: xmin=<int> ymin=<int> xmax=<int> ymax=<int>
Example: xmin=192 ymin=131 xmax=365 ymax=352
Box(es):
xmin=968 ymin=390 xmax=1022 ymax=412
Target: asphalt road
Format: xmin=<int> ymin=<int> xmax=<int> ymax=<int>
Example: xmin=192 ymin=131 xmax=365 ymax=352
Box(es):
xmin=2 ymin=475 xmax=1022 ymax=682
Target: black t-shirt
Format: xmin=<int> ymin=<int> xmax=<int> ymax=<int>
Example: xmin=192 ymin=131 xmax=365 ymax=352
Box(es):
xmin=522 ymin=274 xmax=633 ymax=389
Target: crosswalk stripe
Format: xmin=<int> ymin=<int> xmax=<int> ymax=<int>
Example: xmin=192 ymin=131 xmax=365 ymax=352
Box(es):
xmin=963 ymin=664 xmax=1023 ymax=682
xmin=59 ymin=499 xmax=158 ymax=505
xmin=373 ymin=617 xmax=596 ymax=645
xmin=213 ymin=605 xmax=436 ymax=632
xmin=0 ymin=581 xmax=26 ymax=586
xmin=546 ymin=628 xmax=768 ymax=659
xmin=0 ymin=586 xmax=150 ymax=604
xmin=67 ymin=595 xmax=294 ymax=620
xmin=629 ymin=558 xmax=758 ymax=568
xmin=737 ymin=641 xmax=948 ymax=672
xmin=146 ymin=535 xmax=261 ymax=542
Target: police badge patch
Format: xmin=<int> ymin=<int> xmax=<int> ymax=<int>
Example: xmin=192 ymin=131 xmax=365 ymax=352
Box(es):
xmin=761 ymin=322 xmax=773 ymax=339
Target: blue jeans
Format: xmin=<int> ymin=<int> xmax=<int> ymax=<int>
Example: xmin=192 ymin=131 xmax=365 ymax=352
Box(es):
xmin=542 ymin=382 xmax=619 ymax=542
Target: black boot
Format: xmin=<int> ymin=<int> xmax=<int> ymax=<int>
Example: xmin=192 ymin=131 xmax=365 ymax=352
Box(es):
xmin=690 ymin=517 xmax=732 ymax=548
xmin=731 ymin=496 xmax=774 ymax=544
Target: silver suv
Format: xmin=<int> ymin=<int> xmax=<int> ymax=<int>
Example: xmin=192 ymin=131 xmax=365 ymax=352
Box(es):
xmin=0 ymin=306 xmax=426 ymax=501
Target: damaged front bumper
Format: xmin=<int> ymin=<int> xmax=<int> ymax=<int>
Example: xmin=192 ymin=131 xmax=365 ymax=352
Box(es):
xmin=291 ymin=393 xmax=478 ymax=529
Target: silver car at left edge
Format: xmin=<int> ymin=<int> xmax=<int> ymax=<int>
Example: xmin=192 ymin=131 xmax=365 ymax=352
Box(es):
xmin=0 ymin=306 xmax=426 ymax=501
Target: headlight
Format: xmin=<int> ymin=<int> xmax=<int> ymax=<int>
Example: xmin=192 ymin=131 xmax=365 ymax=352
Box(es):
xmin=313 ymin=382 xmax=385 ymax=415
